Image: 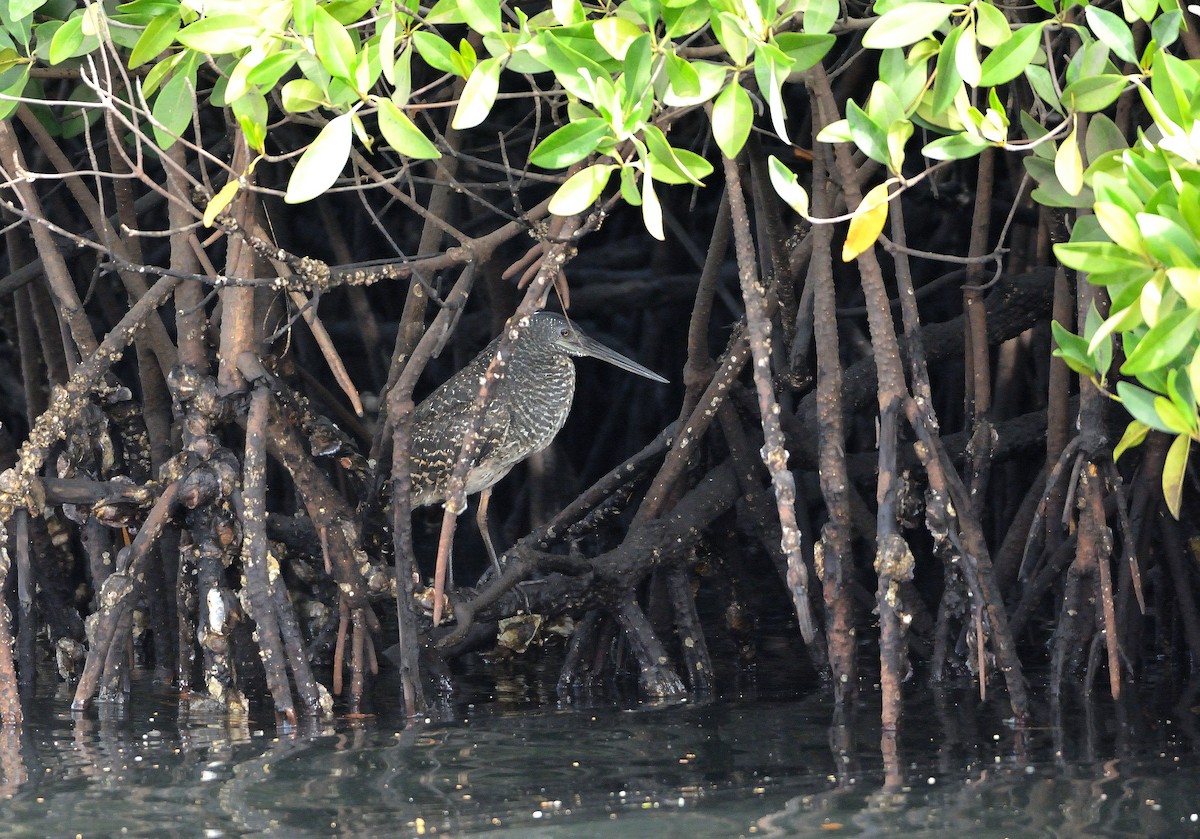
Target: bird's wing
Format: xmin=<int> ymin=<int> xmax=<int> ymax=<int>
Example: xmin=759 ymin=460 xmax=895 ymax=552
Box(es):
xmin=408 ymin=387 xmax=513 ymax=499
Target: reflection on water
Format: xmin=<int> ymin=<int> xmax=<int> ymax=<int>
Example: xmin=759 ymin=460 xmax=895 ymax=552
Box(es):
xmin=0 ymin=660 xmax=1197 ymax=837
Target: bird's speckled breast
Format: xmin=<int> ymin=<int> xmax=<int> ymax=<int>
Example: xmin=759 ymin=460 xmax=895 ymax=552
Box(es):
xmin=497 ymin=354 xmax=575 ymax=463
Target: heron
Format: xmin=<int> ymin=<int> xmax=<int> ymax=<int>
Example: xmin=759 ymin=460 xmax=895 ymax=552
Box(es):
xmin=408 ymin=311 xmax=667 ymax=622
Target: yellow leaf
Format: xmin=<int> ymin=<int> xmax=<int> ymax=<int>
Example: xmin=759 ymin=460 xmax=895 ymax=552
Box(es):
xmin=203 ymin=179 xmax=240 ymax=228
xmin=1055 ymin=124 xmax=1084 ymax=196
xmin=1112 ymin=419 xmax=1149 ymax=462
xmin=1163 ymin=432 xmax=1190 ymax=519
xmin=842 ymin=182 xmax=891 ymax=262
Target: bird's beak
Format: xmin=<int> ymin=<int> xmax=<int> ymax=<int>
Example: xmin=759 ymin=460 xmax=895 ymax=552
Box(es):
xmin=574 ymin=334 xmax=669 ymax=383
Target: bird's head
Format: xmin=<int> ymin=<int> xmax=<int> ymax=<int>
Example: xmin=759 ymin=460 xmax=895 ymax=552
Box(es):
xmin=524 ymin=311 xmax=668 ymax=383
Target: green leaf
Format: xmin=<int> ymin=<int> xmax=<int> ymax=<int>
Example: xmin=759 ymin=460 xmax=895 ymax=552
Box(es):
xmin=711 ymin=80 xmax=752 ymax=159
xmin=768 ymin=155 xmax=809 ymax=217
xmin=1051 ymin=320 xmax=1094 ymax=376
xmin=0 ymin=66 xmax=30 ymax=120
xmin=921 ymin=132 xmax=990 ymax=160
xmin=1117 ymin=381 xmax=1174 ymax=432
xmin=1122 ymin=0 xmax=1157 ymax=22
xmin=376 ymin=98 xmax=440 ymax=159
xmin=114 ymin=0 xmax=180 ymax=18
xmin=1150 ymin=11 xmax=1182 ymax=49
xmin=379 ymin=12 xmax=398 ymax=84
xmin=411 ymin=30 xmax=460 ymax=76
xmin=711 ymin=11 xmax=750 ymax=65
xmin=1024 ymin=64 xmax=1062 ymax=114
xmin=0 ymin=49 xmax=24 ymax=74
xmin=978 ymin=21 xmax=1045 ymax=87
xmin=451 ymin=38 xmax=476 ymax=77
xmin=530 ymin=118 xmax=609 ymax=169
xmin=1084 ymin=301 xmax=1113 ymax=375
xmin=663 ymin=57 xmax=725 ymax=107
xmin=293 ymin=0 xmax=315 ymax=33
xmin=1167 ymin=268 xmax=1200 ymax=309
xmin=1066 ymin=38 xmax=1117 ymax=87
xmin=772 ymin=32 xmax=835 ymax=72
xmin=284 ymin=112 xmax=354 ymax=204
xmin=459 ymin=0 xmax=501 ymax=35
xmin=1093 ymin=201 xmax=1142 ymax=253
xmin=390 ymin=44 xmax=413 ymax=103
xmin=887 ymin=119 xmax=912 ymax=172
xmin=128 ymin=12 xmax=179 ymax=69
xmin=324 ymin=0 xmax=375 ymax=24
xmin=1121 ymin=308 xmax=1200 ymax=375
xmin=641 ymin=124 xmax=710 ymax=186
xmin=1061 ymin=75 xmax=1128 ymax=113
xmin=1084 ymin=5 xmax=1138 ymax=65
xmin=547 ymin=163 xmax=616 ymax=216
xmin=9 ymin=0 xmax=47 ymax=18
xmin=425 ymin=0 xmax=465 ymax=24
xmin=1085 ymin=114 xmax=1128 ymax=162
xmin=150 ymin=61 xmax=195 ymax=149
xmin=1088 ymin=304 xmax=1142 ymax=356
xmin=846 ymin=99 xmax=888 ymax=166
xmin=804 ymin=0 xmax=838 ymax=35
xmin=974 ymin=2 xmax=1011 ymax=48
xmin=540 ymin=31 xmax=609 ymax=100
xmin=1091 ymin=170 xmax=1143 ymax=216
xmin=313 ymin=6 xmax=355 ymax=80
xmin=1151 ymin=53 xmax=1198 ymax=127
xmin=451 ymin=55 xmax=502 ymax=129
xmin=1189 ymin=344 xmax=1200 ymax=400
xmin=1027 ymin=157 xmax=1093 ymax=208
xmin=865 ymin=80 xmax=906 ymax=129
xmin=619 ymin=165 xmax=641 ymax=206
xmin=140 ymin=50 xmax=180 ymax=98
xmin=593 ymin=16 xmax=642 ymax=60
xmin=1167 ymin=368 xmax=1195 ymax=426
xmin=1180 ymin=186 xmax=1200 ymax=242
xmin=663 ymin=51 xmax=700 ymax=99
xmin=621 ymin=34 xmax=652 ymax=113
xmin=281 ymin=78 xmax=325 ymax=113
xmin=552 ymin=0 xmax=585 ymax=26
xmin=246 ymin=52 xmax=297 ymax=88
xmin=47 ymin=15 xmax=84 ymax=65
xmin=861 ymin=3 xmax=954 ymax=49
xmin=816 ymin=118 xmax=853 ymax=144
xmin=1138 ymin=213 xmax=1200 ymax=267
xmin=931 ymin=25 xmax=963 ymax=116
xmin=663 ymin=1 xmax=710 ymax=38
xmin=231 ymin=90 xmax=268 ymax=152
xmin=350 ymin=109 xmax=372 ymax=152
xmin=1053 ymin=241 xmax=1149 ymax=274
xmin=647 ymin=145 xmax=712 ymax=185
xmin=1162 ymin=432 xmax=1189 ymax=519
xmin=176 ymin=15 xmax=262 ymax=54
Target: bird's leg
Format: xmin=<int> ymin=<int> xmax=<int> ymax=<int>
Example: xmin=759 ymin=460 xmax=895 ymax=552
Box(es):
xmin=476 ymin=486 xmax=503 ymax=576
xmin=432 ymin=509 xmax=456 ymax=625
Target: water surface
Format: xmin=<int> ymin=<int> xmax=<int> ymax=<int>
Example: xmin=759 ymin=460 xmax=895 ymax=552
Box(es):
xmin=1 ymin=660 xmax=1197 ymax=837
